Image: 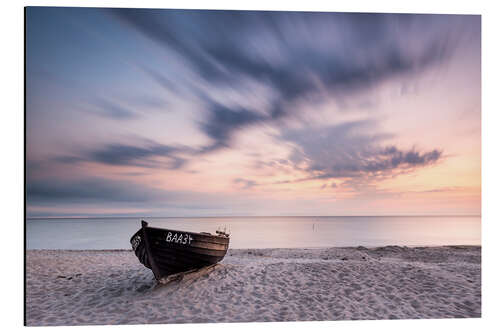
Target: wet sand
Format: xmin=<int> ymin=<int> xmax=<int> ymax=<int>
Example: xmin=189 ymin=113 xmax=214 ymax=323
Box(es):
xmin=25 ymin=246 xmax=481 ymax=326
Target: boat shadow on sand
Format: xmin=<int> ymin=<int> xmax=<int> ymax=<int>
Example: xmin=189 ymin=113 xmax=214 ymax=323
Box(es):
xmin=132 ymin=263 xmax=227 ymax=295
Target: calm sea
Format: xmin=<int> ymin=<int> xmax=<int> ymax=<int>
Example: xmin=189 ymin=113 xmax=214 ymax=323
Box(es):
xmin=25 ymin=216 xmax=481 ymax=250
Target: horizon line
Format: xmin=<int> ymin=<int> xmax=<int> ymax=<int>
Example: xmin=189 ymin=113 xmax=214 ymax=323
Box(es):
xmin=26 ymin=214 xmax=482 ymax=220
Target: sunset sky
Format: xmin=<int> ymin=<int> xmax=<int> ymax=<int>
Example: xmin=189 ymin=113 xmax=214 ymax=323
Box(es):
xmin=25 ymin=8 xmax=481 ymax=217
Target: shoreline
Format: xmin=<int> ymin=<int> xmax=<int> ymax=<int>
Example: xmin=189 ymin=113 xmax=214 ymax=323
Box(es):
xmin=26 ymin=244 xmax=481 ymax=250
xmin=26 ymin=245 xmax=481 ymax=326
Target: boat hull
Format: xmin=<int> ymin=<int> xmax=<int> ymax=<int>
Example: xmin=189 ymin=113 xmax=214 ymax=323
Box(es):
xmin=130 ymin=221 xmax=229 ymax=280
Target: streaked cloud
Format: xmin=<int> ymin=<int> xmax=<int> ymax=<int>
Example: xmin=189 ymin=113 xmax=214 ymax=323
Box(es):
xmin=89 ymin=97 xmax=139 ymax=119
xmin=234 ymin=178 xmax=258 ymax=190
xmin=280 ymin=120 xmax=442 ymax=181
xmin=237 ymin=119 xmax=443 ymax=188
xmin=112 ymin=10 xmax=461 ymax=150
xmin=25 ymin=8 xmax=480 ymax=216
xmin=27 ymin=177 xmax=167 ymax=203
xmin=55 ymin=141 xmax=188 ymax=169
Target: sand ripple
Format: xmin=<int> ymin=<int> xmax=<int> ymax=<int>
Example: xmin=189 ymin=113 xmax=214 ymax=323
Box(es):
xmin=26 ymin=246 xmax=481 ymax=325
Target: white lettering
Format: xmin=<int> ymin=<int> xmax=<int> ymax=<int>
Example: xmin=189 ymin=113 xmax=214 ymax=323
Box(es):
xmin=131 ymin=235 xmax=141 ymax=251
xmin=165 ymin=232 xmax=194 ymax=245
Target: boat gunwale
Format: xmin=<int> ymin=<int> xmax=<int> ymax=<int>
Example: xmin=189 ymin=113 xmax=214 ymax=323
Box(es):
xmin=129 ymin=223 xmax=229 ymax=244
xmin=149 ymin=238 xmax=229 ymax=252
xmin=145 ymin=226 xmax=229 ymax=240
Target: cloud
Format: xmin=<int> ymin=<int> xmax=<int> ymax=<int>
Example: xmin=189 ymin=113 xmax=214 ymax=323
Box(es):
xmin=234 ymin=178 xmax=258 ymax=189
xmin=221 ymin=119 xmax=443 ymax=190
xmin=199 ymin=103 xmax=266 ymax=152
xmin=56 ymin=142 xmax=188 ymax=169
xmin=31 ymin=11 xmax=453 ymax=190
xmin=279 ymin=120 xmax=442 ymax=182
xmin=111 ymin=10 xmax=461 ymax=149
xmin=89 ymin=97 xmax=138 ymax=119
xmin=137 ymin=65 xmax=181 ymax=94
xmin=379 ymin=145 xmax=442 ymax=169
xmin=27 ymin=177 xmax=169 ymax=204
xmin=26 ymin=176 xmax=235 ymax=213
xmin=89 ymin=143 xmax=175 ymax=166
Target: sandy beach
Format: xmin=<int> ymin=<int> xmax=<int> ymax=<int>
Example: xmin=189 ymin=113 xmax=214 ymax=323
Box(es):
xmin=25 ymin=246 xmax=481 ymax=326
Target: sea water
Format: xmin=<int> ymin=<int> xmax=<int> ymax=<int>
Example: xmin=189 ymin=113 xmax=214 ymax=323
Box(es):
xmin=26 ymin=216 xmax=481 ymax=250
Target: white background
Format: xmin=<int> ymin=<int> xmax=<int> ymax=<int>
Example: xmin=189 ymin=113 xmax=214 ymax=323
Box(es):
xmin=2 ymin=0 xmax=498 ymax=332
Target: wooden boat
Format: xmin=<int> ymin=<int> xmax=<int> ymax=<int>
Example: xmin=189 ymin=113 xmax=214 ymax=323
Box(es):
xmin=130 ymin=220 xmax=230 ymax=282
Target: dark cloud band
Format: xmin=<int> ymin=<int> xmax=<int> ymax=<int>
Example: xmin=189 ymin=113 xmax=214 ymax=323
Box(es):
xmin=280 ymin=121 xmax=443 ymax=182
xmin=112 ymin=9 xmax=458 ymax=150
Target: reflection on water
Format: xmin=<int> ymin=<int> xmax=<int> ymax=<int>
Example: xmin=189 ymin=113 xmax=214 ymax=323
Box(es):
xmin=26 ymin=216 xmax=481 ymax=250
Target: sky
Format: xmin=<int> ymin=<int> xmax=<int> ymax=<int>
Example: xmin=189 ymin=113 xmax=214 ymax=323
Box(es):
xmin=25 ymin=7 xmax=481 ymax=217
